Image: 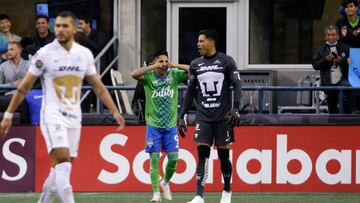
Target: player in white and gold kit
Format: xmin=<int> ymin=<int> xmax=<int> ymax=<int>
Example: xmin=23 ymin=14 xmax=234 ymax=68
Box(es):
xmin=0 ymin=11 xmax=124 ymax=203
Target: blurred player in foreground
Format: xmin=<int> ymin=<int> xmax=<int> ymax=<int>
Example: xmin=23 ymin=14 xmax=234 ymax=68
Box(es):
xmin=0 ymin=11 xmax=124 ymax=203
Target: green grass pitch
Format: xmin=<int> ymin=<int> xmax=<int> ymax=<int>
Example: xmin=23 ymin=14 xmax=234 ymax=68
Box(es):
xmin=0 ymin=192 xmax=360 ymax=203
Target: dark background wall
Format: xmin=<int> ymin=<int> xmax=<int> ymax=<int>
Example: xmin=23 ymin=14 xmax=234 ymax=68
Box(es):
xmin=0 ymin=0 xmax=113 ymax=39
xmin=0 ymin=0 xmax=37 ymax=38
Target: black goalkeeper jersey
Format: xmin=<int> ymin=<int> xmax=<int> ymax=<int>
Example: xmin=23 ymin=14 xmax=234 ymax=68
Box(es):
xmin=181 ymin=52 xmax=241 ymax=122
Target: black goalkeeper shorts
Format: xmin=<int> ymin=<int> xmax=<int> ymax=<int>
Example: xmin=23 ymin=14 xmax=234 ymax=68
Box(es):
xmin=193 ymin=120 xmax=234 ymax=146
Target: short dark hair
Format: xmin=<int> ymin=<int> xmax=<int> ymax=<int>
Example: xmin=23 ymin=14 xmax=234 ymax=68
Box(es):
xmin=153 ymin=50 xmax=169 ymax=59
xmin=79 ymin=16 xmax=92 ymax=26
xmin=145 ymin=54 xmax=156 ymax=66
xmin=36 ymin=15 xmax=49 ymax=23
xmin=57 ymin=11 xmax=77 ymax=24
xmin=198 ymin=29 xmax=219 ymax=45
xmin=342 ymin=0 xmax=358 ymax=7
xmin=0 ymin=14 xmax=10 ymax=21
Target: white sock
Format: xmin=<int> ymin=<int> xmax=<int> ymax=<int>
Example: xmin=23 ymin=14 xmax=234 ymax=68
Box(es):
xmin=38 ymin=167 xmax=57 ymax=203
xmin=55 ymin=162 xmax=74 ymax=203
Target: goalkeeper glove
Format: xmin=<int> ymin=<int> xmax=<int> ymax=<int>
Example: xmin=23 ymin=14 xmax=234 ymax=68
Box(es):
xmin=177 ymin=116 xmax=187 ymax=138
xmin=225 ymin=109 xmax=241 ymax=128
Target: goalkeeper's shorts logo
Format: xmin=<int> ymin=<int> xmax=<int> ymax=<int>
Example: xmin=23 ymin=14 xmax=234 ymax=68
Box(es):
xmin=195 ymin=123 xmax=200 ymax=131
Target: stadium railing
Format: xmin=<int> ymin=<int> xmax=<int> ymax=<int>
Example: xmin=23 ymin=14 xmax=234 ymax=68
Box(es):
xmin=1 ymin=85 xmax=360 ymax=115
xmin=80 ymin=35 xmax=119 ymax=113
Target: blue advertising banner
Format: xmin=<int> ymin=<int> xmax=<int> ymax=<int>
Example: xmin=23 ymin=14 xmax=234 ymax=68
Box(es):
xmin=0 ymin=127 xmax=36 ymax=192
xmin=349 ymin=48 xmax=360 ymax=87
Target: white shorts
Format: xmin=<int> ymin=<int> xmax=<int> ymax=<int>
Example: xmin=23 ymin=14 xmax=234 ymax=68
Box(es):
xmin=40 ymin=123 xmax=81 ymax=158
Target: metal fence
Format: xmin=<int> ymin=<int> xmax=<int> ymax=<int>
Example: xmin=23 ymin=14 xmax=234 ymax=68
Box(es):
xmin=2 ymin=85 xmax=360 ymax=114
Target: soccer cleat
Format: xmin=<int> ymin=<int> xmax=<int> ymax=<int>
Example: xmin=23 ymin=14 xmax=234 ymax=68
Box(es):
xmin=187 ymin=195 xmax=204 ymax=203
xmin=220 ymin=190 xmax=231 ymax=203
xmin=150 ymin=192 xmax=161 ymax=202
xmin=160 ymin=179 xmax=172 ymax=200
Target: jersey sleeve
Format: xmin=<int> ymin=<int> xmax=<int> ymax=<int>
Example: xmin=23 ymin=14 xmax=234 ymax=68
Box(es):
xmin=28 ymin=51 xmax=46 ymax=76
xmin=142 ymin=71 xmax=151 ymax=86
xmin=174 ymin=69 xmax=187 ymax=84
xmin=179 ymin=64 xmax=197 ymax=118
xmin=226 ymin=57 xmax=242 ymax=108
xmin=85 ymin=50 xmax=97 ymax=76
xmin=226 ymin=57 xmax=240 ymax=81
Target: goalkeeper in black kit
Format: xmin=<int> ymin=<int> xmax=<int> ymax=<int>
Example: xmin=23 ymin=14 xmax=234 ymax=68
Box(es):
xmin=178 ymin=29 xmax=241 ymax=203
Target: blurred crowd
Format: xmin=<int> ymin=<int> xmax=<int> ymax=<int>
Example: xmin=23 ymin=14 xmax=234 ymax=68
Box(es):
xmin=0 ymin=14 xmax=109 ymax=124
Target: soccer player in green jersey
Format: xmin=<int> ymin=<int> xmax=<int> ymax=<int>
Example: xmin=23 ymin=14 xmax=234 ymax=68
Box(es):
xmin=131 ymin=50 xmax=189 ymax=202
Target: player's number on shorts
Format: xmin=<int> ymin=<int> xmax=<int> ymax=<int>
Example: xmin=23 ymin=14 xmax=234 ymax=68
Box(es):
xmin=52 ymin=75 xmax=82 ymax=105
xmin=174 ymin=135 xmax=179 ymax=148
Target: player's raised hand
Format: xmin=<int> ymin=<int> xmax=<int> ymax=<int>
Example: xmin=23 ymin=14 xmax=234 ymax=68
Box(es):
xmin=113 ymin=112 xmax=125 ymax=131
xmin=0 ymin=118 xmax=12 ymax=138
xmin=177 ymin=118 xmax=187 ymax=138
xmin=166 ymin=61 xmax=175 ymax=69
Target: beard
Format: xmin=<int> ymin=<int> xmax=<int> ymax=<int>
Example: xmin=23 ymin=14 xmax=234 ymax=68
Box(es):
xmin=6 ymin=54 xmax=15 ymax=60
xmin=56 ymin=33 xmax=72 ymax=44
xmin=57 ymin=37 xmax=70 ymax=44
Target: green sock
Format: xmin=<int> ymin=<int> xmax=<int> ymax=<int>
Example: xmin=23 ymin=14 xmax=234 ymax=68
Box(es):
xmin=164 ymin=152 xmax=178 ymax=183
xmin=150 ymin=152 xmax=160 ymax=192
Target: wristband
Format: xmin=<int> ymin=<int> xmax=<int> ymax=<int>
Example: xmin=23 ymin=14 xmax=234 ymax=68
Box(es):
xmin=17 ymin=88 xmax=26 ymax=95
xmin=3 ymin=111 xmax=13 ymax=120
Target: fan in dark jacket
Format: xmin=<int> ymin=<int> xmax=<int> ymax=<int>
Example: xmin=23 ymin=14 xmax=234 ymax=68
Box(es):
xmin=312 ymin=25 xmax=352 ymax=114
xmin=32 ymin=15 xmax=55 ymax=50
xmin=21 ymin=16 xmax=55 ymax=60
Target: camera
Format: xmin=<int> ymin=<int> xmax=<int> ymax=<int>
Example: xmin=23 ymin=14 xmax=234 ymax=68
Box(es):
xmin=331 ymin=52 xmax=338 ymax=57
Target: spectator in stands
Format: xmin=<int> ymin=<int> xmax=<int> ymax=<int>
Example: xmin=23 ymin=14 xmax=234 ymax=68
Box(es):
xmin=21 ymin=16 xmax=55 ymax=61
xmin=77 ymin=16 xmax=108 ymax=56
xmin=338 ymin=0 xmax=360 ymax=15
xmin=312 ymin=25 xmax=352 ymax=114
xmin=0 ymin=14 xmax=21 ymax=64
xmin=336 ymin=0 xmax=360 ymax=113
xmin=131 ymin=54 xmax=156 ymax=119
xmin=77 ymin=16 xmax=110 ymax=84
xmin=78 ymin=16 xmax=110 ymax=111
xmin=336 ymin=0 xmax=360 ymax=47
xmin=32 ymin=15 xmax=55 ymax=50
xmin=0 ymin=41 xmax=30 ymax=123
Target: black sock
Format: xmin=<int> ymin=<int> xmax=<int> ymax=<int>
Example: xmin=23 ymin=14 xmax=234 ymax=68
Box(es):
xmin=196 ymin=145 xmax=211 ymax=198
xmin=218 ymin=148 xmax=232 ymax=192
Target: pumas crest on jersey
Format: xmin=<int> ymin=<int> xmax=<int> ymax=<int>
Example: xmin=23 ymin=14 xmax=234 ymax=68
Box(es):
xmin=35 ymin=59 xmax=43 ymax=69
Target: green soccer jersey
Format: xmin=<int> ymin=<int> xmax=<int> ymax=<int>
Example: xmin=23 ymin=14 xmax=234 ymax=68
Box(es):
xmin=143 ymin=69 xmax=187 ymax=128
